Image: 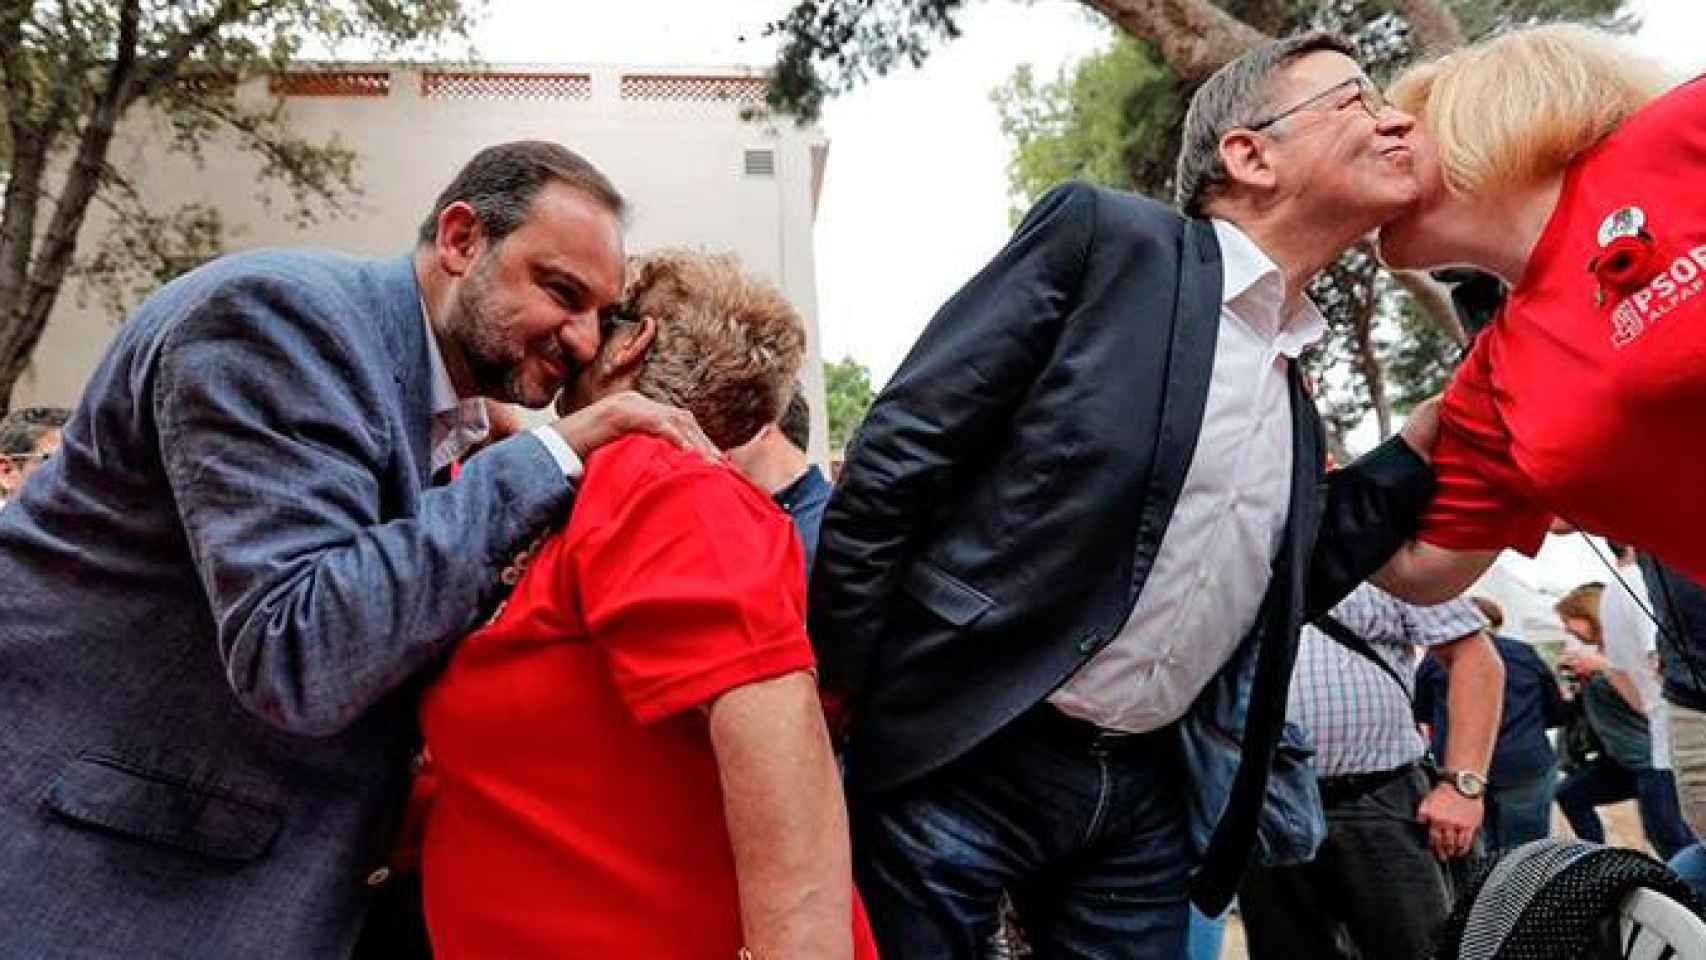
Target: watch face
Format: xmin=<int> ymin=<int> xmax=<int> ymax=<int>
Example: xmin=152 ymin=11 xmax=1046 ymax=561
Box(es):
xmin=1453 ymin=771 xmax=1486 ymax=798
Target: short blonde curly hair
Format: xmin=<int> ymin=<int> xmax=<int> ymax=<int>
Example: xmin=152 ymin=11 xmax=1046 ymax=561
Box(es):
xmin=1388 ymin=24 xmax=1674 ymax=199
xmin=616 ymin=250 xmax=805 ymax=450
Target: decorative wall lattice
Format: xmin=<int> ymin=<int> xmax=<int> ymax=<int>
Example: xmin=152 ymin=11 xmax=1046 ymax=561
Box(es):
xmin=421 ymin=72 xmax=593 ymax=101
xmin=269 ymin=71 xmax=391 ymax=97
xmin=619 ymin=74 xmax=767 ymax=104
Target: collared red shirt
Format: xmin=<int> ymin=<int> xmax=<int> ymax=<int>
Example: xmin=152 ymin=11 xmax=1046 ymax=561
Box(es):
xmin=419 ymin=298 xmax=581 ymax=478
xmin=1292 ymin=583 xmax=1486 ymax=777
xmin=1050 ymin=219 xmax=1326 ymax=733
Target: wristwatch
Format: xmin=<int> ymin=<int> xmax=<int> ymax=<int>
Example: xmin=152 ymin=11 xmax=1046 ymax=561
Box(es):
xmin=1437 ymin=767 xmax=1487 ymax=799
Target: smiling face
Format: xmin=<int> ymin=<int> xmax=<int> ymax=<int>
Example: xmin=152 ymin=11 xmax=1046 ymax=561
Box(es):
xmin=443 ymin=181 xmax=626 ymax=409
xmin=1257 ymin=51 xmax=1421 ymax=226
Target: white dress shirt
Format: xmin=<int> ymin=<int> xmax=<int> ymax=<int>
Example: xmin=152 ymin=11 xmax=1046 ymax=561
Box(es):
xmin=419 ymin=300 xmax=581 ymax=479
xmin=1601 ymin=561 xmax=1671 ymax=769
xmin=1050 ymin=219 xmax=1326 ymax=733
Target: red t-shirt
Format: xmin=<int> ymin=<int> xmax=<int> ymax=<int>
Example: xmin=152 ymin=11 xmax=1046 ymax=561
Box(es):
xmin=1419 ymin=75 xmax=1706 ymax=584
xmin=419 ymin=435 xmax=876 ymax=958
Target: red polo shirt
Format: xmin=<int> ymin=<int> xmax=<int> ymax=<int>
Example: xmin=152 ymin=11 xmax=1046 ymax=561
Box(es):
xmin=420 ymin=434 xmax=875 ymax=958
xmin=1419 ymin=76 xmax=1706 ymax=585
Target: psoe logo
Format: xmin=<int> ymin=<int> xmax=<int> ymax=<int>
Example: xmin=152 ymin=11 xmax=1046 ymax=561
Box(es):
xmin=1610 ymin=244 xmax=1706 ymax=349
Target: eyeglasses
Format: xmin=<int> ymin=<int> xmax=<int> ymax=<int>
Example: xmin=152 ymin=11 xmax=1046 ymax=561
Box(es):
xmin=1246 ymin=76 xmax=1387 ymax=132
xmin=3 ymin=451 xmax=53 ymax=465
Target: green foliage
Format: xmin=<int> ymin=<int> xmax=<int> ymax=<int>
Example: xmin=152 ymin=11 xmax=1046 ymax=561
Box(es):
xmin=0 ymin=0 xmax=476 ymax=409
xmin=824 ymin=355 xmax=875 ymax=451
xmin=993 ymin=36 xmax=1182 ymax=219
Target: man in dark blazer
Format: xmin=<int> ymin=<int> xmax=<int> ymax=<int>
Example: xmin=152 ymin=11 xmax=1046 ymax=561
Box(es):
xmin=811 ymin=34 xmax=1443 ymax=958
xmin=0 ymin=141 xmax=711 ymax=957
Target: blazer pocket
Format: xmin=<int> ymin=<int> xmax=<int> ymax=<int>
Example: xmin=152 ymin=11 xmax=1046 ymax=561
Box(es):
xmin=41 ymin=754 xmax=283 ymax=863
xmin=900 ymin=560 xmax=996 ymax=629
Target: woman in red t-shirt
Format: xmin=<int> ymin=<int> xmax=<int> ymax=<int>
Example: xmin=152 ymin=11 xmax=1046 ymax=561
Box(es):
xmin=1366 ymin=24 xmax=1706 ymax=599
xmin=419 ymin=251 xmax=876 ymax=958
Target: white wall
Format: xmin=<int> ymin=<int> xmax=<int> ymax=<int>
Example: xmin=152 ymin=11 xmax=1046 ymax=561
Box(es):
xmin=19 ymin=63 xmax=831 ymax=462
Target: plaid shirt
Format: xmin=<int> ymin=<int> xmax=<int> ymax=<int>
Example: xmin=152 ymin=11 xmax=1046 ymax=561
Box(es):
xmin=1291 ymin=583 xmax=1487 ymax=777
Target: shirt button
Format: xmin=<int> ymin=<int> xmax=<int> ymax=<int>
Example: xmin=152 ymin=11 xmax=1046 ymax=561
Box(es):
xmin=365 ymin=867 xmax=391 ymax=887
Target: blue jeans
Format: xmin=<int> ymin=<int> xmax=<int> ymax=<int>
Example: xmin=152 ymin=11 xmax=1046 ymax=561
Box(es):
xmin=1558 ymin=760 xmax=1695 ymax=860
xmin=1186 ymin=905 xmax=1227 ymax=960
xmin=1483 ymin=763 xmax=1556 ymax=853
xmin=848 ymin=705 xmax=1192 ymax=959
xmin=1668 ymin=843 xmax=1706 ymax=905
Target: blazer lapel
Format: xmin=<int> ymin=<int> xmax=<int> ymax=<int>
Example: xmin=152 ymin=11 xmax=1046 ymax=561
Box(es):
xmin=369 ymin=254 xmax=435 ymax=484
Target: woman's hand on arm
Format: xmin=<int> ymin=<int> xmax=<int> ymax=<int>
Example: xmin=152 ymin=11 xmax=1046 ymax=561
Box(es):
xmin=709 ymin=670 xmax=854 ymax=960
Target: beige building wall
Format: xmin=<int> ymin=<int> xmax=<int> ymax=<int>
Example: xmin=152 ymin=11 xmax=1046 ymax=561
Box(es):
xmin=18 ymin=64 xmax=832 ymax=463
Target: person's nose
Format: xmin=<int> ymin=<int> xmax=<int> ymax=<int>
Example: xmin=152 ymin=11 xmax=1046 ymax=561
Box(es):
xmin=559 ymin=309 xmax=601 ymax=364
xmin=1376 ymin=102 xmax=1417 ymax=138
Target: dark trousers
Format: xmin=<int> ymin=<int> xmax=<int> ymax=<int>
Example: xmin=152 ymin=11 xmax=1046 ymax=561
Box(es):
xmin=1482 ymin=762 xmax=1557 ymax=853
xmin=1558 ymin=759 xmax=1696 ymax=860
xmin=849 ymin=705 xmax=1192 ymax=960
xmin=1239 ymin=765 xmax=1454 ymax=960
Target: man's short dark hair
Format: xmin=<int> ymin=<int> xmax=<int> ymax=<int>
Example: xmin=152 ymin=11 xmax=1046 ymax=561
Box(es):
xmin=0 ymin=407 xmax=70 ymax=456
xmin=1175 ymin=31 xmax=1357 ymax=217
xmin=417 ymin=140 xmax=626 ymax=247
xmin=778 ymin=385 xmax=811 ymax=452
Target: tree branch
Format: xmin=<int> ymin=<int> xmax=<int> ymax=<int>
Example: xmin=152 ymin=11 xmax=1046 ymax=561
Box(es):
xmin=1078 ymin=0 xmax=1270 ymax=83
xmin=1393 ymin=270 xmax=1468 ymax=347
xmin=1390 ymin=0 xmax=1464 ymax=59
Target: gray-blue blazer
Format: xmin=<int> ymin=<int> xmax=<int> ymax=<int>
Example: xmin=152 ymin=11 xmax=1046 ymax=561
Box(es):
xmin=0 ymin=249 xmax=575 ymax=957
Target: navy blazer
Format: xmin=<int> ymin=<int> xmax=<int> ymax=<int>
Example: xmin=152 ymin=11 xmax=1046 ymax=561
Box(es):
xmin=810 ymin=182 xmax=1433 ymax=912
xmin=0 ymin=250 xmax=574 ymax=957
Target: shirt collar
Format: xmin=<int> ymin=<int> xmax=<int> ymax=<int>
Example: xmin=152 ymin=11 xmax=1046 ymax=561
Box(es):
xmin=1210 ymin=218 xmax=1327 ymax=359
xmin=420 ymin=297 xmax=490 ymax=466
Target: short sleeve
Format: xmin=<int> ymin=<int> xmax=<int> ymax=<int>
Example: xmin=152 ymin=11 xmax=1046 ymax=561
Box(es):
xmin=1417 ymin=337 xmax=1552 ymax=556
xmin=570 ymin=443 xmax=813 ymax=723
xmin=1398 ymin=594 xmax=1488 ymax=648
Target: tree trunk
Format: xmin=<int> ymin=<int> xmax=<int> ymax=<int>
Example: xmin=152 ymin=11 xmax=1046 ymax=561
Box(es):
xmin=1393 ymin=270 xmax=1468 ymax=347
xmin=1351 ymin=304 xmax=1392 ymax=439
xmin=0 ymin=0 xmax=142 ymax=405
xmin=1079 ymin=0 xmax=1269 ymax=83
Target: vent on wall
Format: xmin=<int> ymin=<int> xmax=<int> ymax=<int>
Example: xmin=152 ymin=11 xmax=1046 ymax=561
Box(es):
xmin=744 ymin=149 xmax=776 ymax=177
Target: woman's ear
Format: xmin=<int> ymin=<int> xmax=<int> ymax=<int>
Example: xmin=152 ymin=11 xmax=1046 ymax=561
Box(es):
xmin=609 ymin=314 xmax=658 ymax=371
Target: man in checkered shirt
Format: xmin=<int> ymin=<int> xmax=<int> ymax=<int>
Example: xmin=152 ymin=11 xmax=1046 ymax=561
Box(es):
xmin=1238 ymin=581 xmax=1505 ymax=960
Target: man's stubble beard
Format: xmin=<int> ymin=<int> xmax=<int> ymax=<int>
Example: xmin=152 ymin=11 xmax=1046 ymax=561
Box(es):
xmin=452 ymin=253 xmax=579 ymax=408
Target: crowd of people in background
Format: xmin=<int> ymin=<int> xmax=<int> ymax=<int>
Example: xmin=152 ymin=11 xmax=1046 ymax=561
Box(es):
xmin=4 ymin=18 xmax=1706 ymax=960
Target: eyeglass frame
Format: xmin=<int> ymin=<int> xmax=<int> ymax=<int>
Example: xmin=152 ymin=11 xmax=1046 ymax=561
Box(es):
xmin=2 ymin=450 xmax=54 ymax=465
xmin=1245 ymin=75 xmax=1387 ymax=132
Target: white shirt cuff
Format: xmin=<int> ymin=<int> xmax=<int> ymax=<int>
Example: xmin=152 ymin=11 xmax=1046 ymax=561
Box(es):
xmin=528 ymin=425 xmax=584 ymax=480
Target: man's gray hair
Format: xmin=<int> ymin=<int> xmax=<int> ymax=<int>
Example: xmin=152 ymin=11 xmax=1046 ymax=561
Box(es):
xmin=1175 ymin=31 xmax=1356 ymax=218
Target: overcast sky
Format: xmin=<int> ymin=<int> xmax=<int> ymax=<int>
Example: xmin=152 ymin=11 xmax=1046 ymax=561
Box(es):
xmin=465 ymin=0 xmax=1705 ymax=593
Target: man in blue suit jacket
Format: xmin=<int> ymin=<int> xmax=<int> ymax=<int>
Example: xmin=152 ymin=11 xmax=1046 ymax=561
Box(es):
xmin=0 ymin=140 xmax=710 ymax=958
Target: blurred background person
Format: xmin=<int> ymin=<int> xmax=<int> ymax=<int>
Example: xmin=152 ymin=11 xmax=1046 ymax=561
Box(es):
xmin=1239 ymin=583 xmax=1500 ymax=960
xmin=0 ymin=406 xmax=69 ymax=508
xmin=1416 ymin=595 xmax=1568 ymax=853
xmin=1640 ymin=554 xmax=1706 ymax=845
xmin=727 ymin=384 xmax=832 ymax=570
xmin=1554 ymin=583 xmax=1695 ymax=860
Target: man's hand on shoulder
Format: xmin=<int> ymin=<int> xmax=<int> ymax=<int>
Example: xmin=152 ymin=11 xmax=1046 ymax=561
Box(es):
xmin=552 ymin=390 xmax=718 ymax=461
